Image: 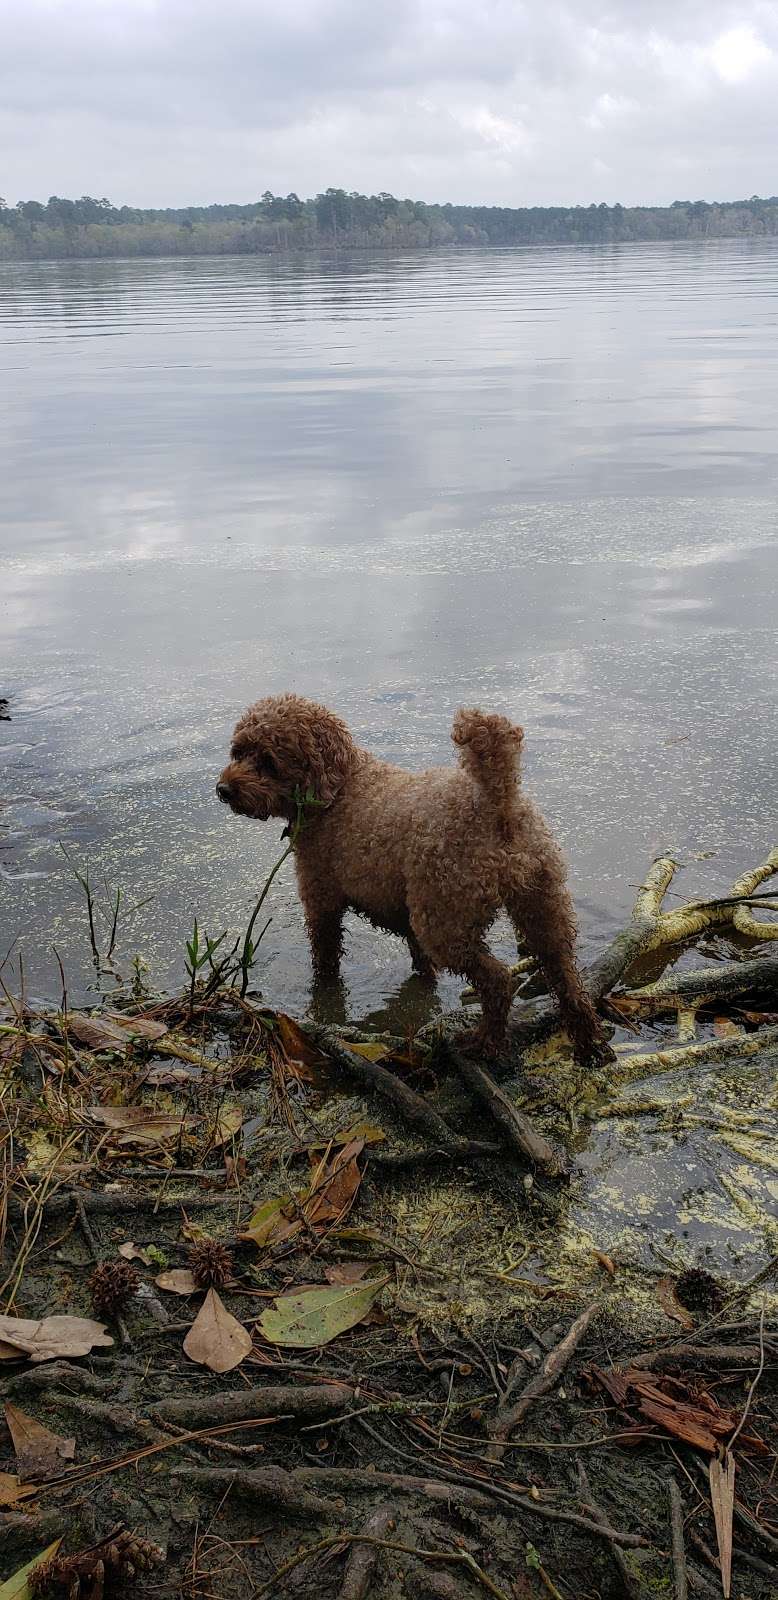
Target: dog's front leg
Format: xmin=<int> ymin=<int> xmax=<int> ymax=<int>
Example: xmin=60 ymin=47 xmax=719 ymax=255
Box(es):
xmin=304 ymin=899 xmax=347 ymax=1025
xmin=306 ymin=903 xmax=345 ymax=986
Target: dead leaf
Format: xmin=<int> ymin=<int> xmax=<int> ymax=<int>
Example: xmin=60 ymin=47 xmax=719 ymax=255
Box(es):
xmin=241 ymin=1138 xmax=366 ymax=1252
xmin=0 ymin=1472 xmax=25 ymax=1507
xmin=0 ymin=1314 xmax=113 ymax=1363
xmin=4 ymin=1402 xmax=75 ymax=1480
xmin=306 ymin=1138 xmax=364 ymax=1227
xmin=224 ymin=1153 xmax=247 ymax=1187
xmin=341 ymin=1039 xmax=391 ymax=1063
xmin=605 ymin=995 xmax=646 ymax=1020
xmin=258 ymin=1276 xmax=387 ymax=1349
xmin=0 ymin=1539 xmax=63 ymax=1600
xmin=142 ymin=1064 xmax=200 ymax=1087
xmin=208 ymin=1104 xmax=243 ymax=1149
xmin=67 ymin=1012 xmax=166 ymax=1052
xmin=308 ymin=1122 xmax=385 ymax=1151
xmin=180 ymin=1219 xmax=211 ymax=1244
xmin=238 ymin=1193 xmax=305 ymax=1250
xmin=273 ymin=1013 xmax=327 ymax=1081
xmin=709 ymin=1450 xmax=735 ymax=1599
xmin=713 ymin=1017 xmax=743 ymax=1039
xmin=593 ymin=1251 xmax=616 ymax=1277
xmin=103 ymin=1011 xmax=168 ymax=1041
xmin=118 ymin=1241 xmax=153 ymax=1265
xmin=156 ymin=1269 xmax=198 ymax=1296
xmin=656 ymin=1276 xmax=695 ymax=1330
xmin=324 ymin=1262 xmax=371 ymax=1285
xmin=183 ymin=1289 xmax=252 ymax=1372
xmin=88 ymin=1105 xmax=189 ymax=1147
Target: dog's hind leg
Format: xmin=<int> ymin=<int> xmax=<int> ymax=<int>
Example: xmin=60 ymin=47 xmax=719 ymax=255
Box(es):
xmin=407 ymin=931 xmax=436 ymax=984
xmin=504 ymin=867 xmax=604 ymax=1067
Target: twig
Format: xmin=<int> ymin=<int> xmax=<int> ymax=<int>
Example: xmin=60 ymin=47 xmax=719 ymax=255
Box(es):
xmin=253 ymin=1533 xmax=513 ymax=1600
xmin=354 ymin=1420 xmax=647 ymax=1548
xmin=301 ymin=1024 xmax=494 ymax=1156
xmin=726 ymin=1307 xmax=766 ymax=1450
xmin=178 ymin=1459 xmax=648 ymax=1548
xmin=487 ymin=1301 xmax=600 ymax=1456
xmin=668 ymin=1478 xmax=689 ymax=1600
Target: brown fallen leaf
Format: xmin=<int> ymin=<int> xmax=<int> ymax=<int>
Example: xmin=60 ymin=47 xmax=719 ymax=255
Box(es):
xmin=273 ymin=1013 xmax=327 ymax=1082
xmin=183 ymin=1289 xmax=252 ymax=1373
xmin=88 ymin=1105 xmax=189 ymax=1146
xmin=0 ymin=1314 xmax=113 ymax=1363
xmin=324 ymin=1262 xmax=371 ymax=1285
xmin=709 ymin=1449 xmax=735 ymax=1599
xmin=156 ymin=1269 xmax=198 ymax=1296
xmin=241 ymin=1139 xmax=366 ymax=1252
xmin=68 ymin=1012 xmax=167 ymax=1051
xmin=208 ymin=1104 xmax=243 ymax=1149
xmin=103 ymin=1011 xmax=168 ymax=1040
xmin=0 ymin=1472 xmax=25 ymax=1506
xmin=656 ymin=1275 xmax=695 ymax=1330
xmin=306 ymin=1138 xmax=364 ymax=1227
xmin=118 ymin=1241 xmax=154 ymax=1265
xmin=4 ymin=1402 xmax=75 ymax=1480
xmin=223 ymin=1153 xmax=247 ymax=1187
xmin=593 ymin=1250 xmax=616 ymax=1277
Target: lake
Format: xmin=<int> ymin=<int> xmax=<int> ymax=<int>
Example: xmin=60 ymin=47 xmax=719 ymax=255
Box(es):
xmin=1 ymin=242 xmax=777 ymax=1020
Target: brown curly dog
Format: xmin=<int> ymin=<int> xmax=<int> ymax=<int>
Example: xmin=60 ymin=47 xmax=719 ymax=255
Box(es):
xmin=217 ymin=693 xmax=606 ymax=1064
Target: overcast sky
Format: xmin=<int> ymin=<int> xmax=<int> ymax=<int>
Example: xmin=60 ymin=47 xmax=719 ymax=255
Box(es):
xmin=2 ymin=0 xmax=777 ymax=209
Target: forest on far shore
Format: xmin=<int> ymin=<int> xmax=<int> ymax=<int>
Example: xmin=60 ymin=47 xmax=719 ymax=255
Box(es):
xmin=2 ymin=187 xmax=778 ymax=259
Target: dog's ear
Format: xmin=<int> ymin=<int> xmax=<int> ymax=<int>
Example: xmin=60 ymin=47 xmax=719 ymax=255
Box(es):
xmin=300 ymin=713 xmax=357 ymax=807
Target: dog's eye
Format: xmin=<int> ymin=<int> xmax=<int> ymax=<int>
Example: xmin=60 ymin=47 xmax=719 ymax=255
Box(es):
xmin=260 ymin=754 xmax=278 ymax=777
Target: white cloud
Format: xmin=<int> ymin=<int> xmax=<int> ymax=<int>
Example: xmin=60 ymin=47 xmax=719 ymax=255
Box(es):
xmin=1 ymin=1 xmax=777 ymax=206
xmin=707 ymin=25 xmax=772 ymax=84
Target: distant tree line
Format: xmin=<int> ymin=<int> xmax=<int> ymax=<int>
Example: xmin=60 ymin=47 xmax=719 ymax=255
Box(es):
xmin=2 ymin=188 xmax=778 ymax=260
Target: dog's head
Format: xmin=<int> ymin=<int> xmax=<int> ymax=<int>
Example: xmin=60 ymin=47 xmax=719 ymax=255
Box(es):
xmin=216 ymin=693 xmax=358 ymax=821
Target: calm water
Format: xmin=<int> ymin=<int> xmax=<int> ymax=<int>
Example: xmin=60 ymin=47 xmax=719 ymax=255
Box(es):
xmin=1 ymin=243 xmax=777 ymax=1019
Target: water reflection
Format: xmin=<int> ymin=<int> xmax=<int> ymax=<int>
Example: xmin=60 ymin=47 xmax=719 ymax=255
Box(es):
xmin=1 ymin=242 xmax=777 ymax=1019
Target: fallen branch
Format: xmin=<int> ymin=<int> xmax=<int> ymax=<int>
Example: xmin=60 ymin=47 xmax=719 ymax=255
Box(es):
xmin=601 ymin=1026 xmax=778 ymax=1089
xmin=175 ymin=1461 xmax=648 ymax=1548
xmin=486 ymin=1302 xmax=600 ymax=1458
xmin=643 ymin=847 xmax=778 ymax=951
xmin=625 ymin=953 xmax=778 ymax=1009
xmin=339 ymin=1503 xmax=395 ymax=1600
xmin=253 ymin=1532 xmax=513 ymax=1600
xmin=153 ymin=1382 xmax=353 ymax=1429
xmin=576 ymin=1458 xmax=644 ymax=1600
xmin=629 ymin=1343 xmax=771 ymax=1373
xmin=446 ymin=1046 xmax=565 ymax=1176
xmin=301 ymin=1023 xmax=494 ymax=1156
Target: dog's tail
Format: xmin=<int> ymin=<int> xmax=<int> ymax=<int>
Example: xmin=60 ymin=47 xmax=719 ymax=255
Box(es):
xmin=451 ymin=708 xmax=523 ymax=832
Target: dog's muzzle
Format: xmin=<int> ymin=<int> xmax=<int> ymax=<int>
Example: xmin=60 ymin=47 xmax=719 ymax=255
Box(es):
xmin=216 ymin=782 xmax=232 ymax=804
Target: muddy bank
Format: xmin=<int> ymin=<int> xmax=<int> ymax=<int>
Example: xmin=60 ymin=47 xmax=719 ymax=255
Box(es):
xmin=0 ymin=850 xmax=777 ymax=1597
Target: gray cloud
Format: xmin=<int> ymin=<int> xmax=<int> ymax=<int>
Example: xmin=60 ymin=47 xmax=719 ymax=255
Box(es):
xmin=1 ymin=0 xmax=777 ymax=206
